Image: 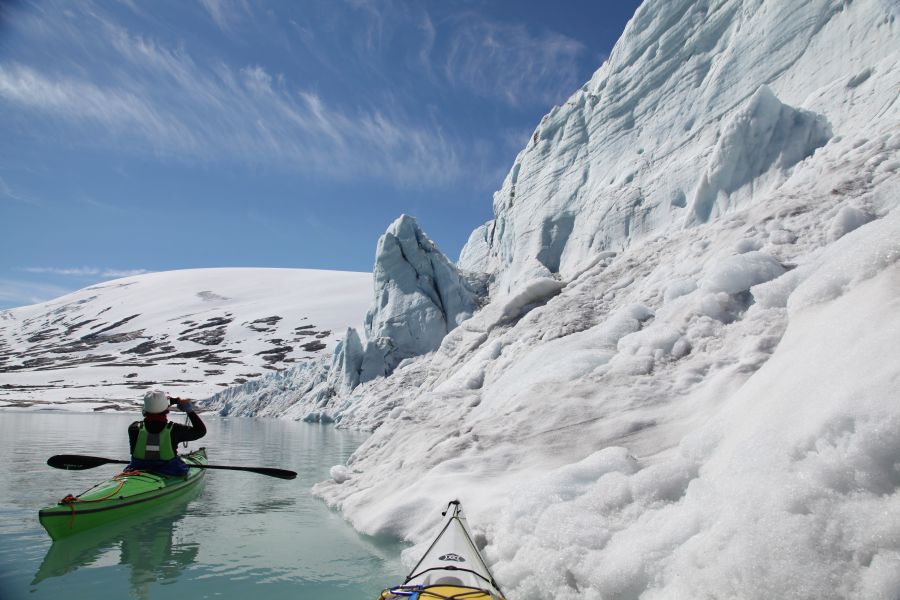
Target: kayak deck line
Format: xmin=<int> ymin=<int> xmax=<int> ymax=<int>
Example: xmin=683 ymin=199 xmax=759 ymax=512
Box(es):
xmin=38 ymin=472 xmax=203 ymax=518
xmin=378 ymin=500 xmax=506 ymax=600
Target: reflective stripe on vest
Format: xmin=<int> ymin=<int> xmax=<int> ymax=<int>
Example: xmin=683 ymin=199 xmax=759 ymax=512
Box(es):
xmin=133 ymin=422 xmax=176 ymax=461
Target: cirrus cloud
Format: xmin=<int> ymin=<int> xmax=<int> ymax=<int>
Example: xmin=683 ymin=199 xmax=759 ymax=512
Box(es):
xmin=0 ymin=4 xmax=465 ymax=188
xmin=0 ymin=278 xmax=73 ymax=309
xmin=441 ymin=17 xmax=586 ymax=107
xmin=23 ymin=267 xmax=149 ymax=278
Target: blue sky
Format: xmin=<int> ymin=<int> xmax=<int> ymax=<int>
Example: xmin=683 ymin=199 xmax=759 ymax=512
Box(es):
xmin=0 ymin=0 xmax=641 ymax=309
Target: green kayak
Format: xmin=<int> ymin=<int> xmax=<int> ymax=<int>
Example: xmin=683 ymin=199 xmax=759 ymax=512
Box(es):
xmin=33 ymin=483 xmax=203 ymax=585
xmin=39 ymin=448 xmax=207 ymax=540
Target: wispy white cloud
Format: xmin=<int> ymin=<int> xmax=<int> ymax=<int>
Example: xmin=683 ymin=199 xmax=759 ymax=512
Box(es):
xmin=0 ymin=63 xmax=200 ymax=154
xmin=416 ymin=13 xmax=437 ymax=71
xmin=0 ymin=278 xmax=72 ymax=308
xmin=0 ymin=175 xmax=41 ymax=206
xmin=0 ymin=5 xmax=464 ymax=187
xmin=338 ymin=3 xmax=587 ymax=108
xmin=79 ymin=194 xmax=128 ymax=213
xmin=0 ymin=2 xmax=588 ymax=189
xmin=346 ymin=0 xmax=388 ymax=55
xmin=443 ymin=17 xmax=586 ymax=107
xmin=23 ymin=267 xmax=148 ymax=278
xmin=198 ymin=0 xmax=251 ymax=31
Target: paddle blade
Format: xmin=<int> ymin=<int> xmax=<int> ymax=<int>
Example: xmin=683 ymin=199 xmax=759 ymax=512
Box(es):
xmin=46 ymin=455 xmax=122 ymax=470
xmin=207 ymin=465 xmax=297 ymax=480
xmin=249 ymin=467 xmax=296 ymax=480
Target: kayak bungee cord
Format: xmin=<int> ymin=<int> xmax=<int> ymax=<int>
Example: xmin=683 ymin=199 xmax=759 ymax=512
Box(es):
xmin=400 ymin=567 xmax=498 ymax=591
xmin=58 ymin=470 xmax=158 ymax=529
xmin=385 ymin=585 xmax=494 ymax=599
xmin=377 ymin=500 xmax=506 ymax=600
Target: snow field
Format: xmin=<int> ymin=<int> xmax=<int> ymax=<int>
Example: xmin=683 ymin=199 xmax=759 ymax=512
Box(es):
xmin=0 ymin=268 xmax=371 ymax=405
xmin=477 ymin=262 xmax=900 ymax=600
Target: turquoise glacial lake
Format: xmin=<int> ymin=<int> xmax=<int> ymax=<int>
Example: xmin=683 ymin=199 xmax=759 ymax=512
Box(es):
xmin=0 ymin=411 xmax=405 ymax=599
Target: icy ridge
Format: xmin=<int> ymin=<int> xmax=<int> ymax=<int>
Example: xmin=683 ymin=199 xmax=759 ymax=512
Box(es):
xmin=686 ymin=84 xmax=832 ymax=225
xmin=300 ymin=0 xmax=900 ymax=598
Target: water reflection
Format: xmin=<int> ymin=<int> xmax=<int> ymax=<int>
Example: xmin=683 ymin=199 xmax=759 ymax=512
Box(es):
xmin=33 ymin=484 xmax=203 ymax=599
xmin=1 ymin=413 xmax=404 ymax=600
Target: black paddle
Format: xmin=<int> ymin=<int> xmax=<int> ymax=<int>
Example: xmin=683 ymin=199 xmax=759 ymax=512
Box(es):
xmin=47 ymin=454 xmax=297 ymax=480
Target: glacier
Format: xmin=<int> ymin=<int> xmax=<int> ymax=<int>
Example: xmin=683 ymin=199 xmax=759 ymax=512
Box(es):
xmin=207 ymin=215 xmax=486 ymax=420
xmin=209 ymin=0 xmax=900 ymax=598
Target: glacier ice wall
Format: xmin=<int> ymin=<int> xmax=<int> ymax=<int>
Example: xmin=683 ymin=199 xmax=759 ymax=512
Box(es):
xmin=459 ymin=0 xmax=900 ymax=294
xmin=317 ymin=128 xmax=900 ymax=599
xmin=306 ymin=0 xmax=900 ymax=598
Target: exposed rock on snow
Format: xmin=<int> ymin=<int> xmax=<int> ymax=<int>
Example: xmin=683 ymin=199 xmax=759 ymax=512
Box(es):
xmin=0 ymin=269 xmax=371 ymax=409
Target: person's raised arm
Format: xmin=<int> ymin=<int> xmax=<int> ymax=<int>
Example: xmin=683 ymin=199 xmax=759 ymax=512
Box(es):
xmin=169 ymin=396 xmax=207 ymax=440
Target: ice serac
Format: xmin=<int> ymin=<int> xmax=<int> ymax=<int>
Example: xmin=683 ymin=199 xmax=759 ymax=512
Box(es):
xmin=686 ymin=85 xmax=832 ymax=225
xmin=458 ymin=0 xmax=899 ymax=294
xmin=329 ymin=327 xmax=364 ymax=394
xmin=357 ymin=214 xmax=483 ymax=382
xmin=207 ymin=1 xmax=900 ymax=597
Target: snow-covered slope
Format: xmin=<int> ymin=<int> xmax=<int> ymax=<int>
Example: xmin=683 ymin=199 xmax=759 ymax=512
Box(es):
xmin=314 ymin=146 xmax=900 ymax=598
xmin=0 ymin=268 xmax=371 ymax=410
xmin=211 ymin=0 xmax=899 ymax=598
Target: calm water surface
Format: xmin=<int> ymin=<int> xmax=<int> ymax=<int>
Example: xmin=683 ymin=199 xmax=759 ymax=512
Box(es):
xmin=0 ymin=411 xmax=405 ymax=600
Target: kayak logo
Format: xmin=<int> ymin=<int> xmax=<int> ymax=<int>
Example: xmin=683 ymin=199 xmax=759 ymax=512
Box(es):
xmin=439 ymin=553 xmax=466 ymax=563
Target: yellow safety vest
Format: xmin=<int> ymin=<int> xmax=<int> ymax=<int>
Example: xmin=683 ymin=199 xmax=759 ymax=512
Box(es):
xmin=133 ymin=422 xmax=176 ymax=461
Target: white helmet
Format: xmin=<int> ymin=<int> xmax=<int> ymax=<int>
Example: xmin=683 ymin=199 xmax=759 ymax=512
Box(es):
xmin=143 ymin=390 xmax=169 ymax=414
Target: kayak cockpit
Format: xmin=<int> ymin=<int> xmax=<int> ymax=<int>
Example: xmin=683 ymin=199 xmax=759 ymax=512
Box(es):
xmin=379 ymin=584 xmax=500 ymax=599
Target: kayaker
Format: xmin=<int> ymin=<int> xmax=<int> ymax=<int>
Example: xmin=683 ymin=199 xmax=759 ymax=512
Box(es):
xmin=127 ymin=390 xmax=207 ymax=476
